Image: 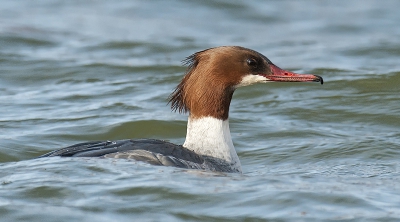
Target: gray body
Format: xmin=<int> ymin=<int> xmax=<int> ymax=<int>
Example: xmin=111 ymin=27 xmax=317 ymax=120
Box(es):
xmin=38 ymin=139 xmax=239 ymax=173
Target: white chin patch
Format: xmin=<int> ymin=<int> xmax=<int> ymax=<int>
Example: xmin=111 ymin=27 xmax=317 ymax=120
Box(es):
xmin=236 ymin=74 xmax=269 ymax=87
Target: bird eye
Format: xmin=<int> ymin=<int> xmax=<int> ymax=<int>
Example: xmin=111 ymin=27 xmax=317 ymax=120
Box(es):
xmin=246 ymin=58 xmax=258 ymax=67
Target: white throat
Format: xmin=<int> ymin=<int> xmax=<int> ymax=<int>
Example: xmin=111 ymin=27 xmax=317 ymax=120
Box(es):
xmin=183 ymin=116 xmax=242 ymax=172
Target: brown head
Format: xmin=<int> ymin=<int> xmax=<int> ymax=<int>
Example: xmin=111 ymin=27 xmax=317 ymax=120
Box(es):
xmin=169 ymin=46 xmax=323 ymax=120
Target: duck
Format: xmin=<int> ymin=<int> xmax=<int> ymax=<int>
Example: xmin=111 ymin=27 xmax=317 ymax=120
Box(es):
xmin=38 ymin=46 xmax=323 ymax=173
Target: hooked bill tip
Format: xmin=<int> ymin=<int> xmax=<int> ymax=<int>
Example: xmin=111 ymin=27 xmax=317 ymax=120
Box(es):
xmin=315 ymin=75 xmax=324 ymax=85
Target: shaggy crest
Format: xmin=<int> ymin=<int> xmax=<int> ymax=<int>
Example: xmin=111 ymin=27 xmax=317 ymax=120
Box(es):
xmin=168 ymin=49 xmax=203 ymax=113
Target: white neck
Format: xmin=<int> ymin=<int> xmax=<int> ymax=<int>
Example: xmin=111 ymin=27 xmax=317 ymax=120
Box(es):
xmin=183 ymin=116 xmax=242 ymax=172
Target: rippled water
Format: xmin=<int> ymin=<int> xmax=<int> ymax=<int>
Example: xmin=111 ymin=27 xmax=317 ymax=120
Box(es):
xmin=1 ymin=0 xmax=400 ymax=221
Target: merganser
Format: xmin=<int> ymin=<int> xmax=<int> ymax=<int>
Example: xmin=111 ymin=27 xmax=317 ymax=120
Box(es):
xmin=38 ymin=46 xmax=323 ymax=173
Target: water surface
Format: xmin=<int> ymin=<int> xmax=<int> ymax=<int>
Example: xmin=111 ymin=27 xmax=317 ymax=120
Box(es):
xmin=1 ymin=0 xmax=399 ymax=221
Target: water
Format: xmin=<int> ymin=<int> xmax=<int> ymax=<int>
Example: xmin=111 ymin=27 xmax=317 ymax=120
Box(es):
xmin=1 ymin=0 xmax=399 ymax=221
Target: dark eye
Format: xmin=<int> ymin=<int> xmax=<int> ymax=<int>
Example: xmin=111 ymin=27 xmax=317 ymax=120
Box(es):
xmin=246 ymin=58 xmax=258 ymax=67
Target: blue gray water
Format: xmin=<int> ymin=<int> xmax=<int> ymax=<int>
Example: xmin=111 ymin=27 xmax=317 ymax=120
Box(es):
xmin=1 ymin=0 xmax=399 ymax=221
